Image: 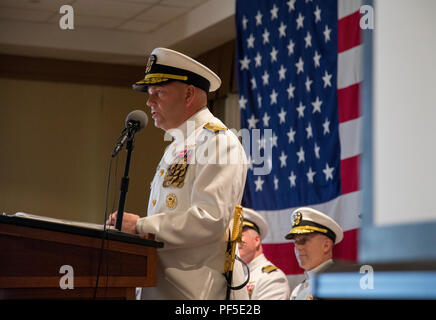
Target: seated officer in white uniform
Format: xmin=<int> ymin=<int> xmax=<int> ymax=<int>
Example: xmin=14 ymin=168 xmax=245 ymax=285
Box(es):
xmin=107 ymin=48 xmax=248 ymax=299
xmin=239 ymin=207 xmax=290 ymax=300
xmin=285 ymin=207 xmax=343 ymax=300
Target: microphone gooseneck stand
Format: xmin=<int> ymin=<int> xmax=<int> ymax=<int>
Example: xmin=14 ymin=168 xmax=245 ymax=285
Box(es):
xmin=115 ymin=125 xmax=136 ymax=231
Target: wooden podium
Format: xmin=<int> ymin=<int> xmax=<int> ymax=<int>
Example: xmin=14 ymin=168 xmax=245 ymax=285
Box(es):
xmin=0 ymin=215 xmax=163 ymax=300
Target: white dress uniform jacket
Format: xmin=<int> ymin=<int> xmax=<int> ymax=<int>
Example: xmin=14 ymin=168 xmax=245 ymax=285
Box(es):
xmin=138 ymin=107 xmax=248 ymax=300
xmin=245 ymin=254 xmax=290 ymax=300
xmin=290 ymin=259 xmax=333 ymax=300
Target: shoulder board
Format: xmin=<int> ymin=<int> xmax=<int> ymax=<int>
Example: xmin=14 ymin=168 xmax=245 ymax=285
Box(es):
xmin=203 ymin=122 xmax=227 ymax=133
xmin=262 ymin=265 xmax=278 ymax=274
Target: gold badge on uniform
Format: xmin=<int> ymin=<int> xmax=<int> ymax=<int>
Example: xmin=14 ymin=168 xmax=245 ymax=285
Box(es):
xmin=292 ymin=211 xmax=302 ymax=227
xmin=166 ymin=193 xmax=177 ymax=209
xmin=203 ymin=122 xmax=228 ymax=133
xmin=262 ymin=265 xmax=278 ymax=274
xmin=163 ymin=154 xmax=189 ymax=188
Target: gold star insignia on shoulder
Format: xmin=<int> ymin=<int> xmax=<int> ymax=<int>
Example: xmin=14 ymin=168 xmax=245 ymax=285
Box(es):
xmin=203 ymin=122 xmax=227 ymax=133
xmin=262 ymin=265 xmax=278 ymax=274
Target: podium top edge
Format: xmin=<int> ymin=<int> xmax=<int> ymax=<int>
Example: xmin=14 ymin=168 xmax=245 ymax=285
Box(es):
xmin=0 ymin=215 xmax=164 ymax=248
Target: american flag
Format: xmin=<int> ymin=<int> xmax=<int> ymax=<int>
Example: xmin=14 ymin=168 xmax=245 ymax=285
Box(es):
xmin=236 ymin=0 xmax=362 ymax=288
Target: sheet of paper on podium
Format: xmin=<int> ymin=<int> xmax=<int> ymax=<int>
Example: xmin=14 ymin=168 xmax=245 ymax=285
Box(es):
xmin=5 ymin=212 xmax=114 ymax=231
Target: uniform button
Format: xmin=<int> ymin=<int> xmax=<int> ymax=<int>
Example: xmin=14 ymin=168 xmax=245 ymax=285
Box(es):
xmin=159 ymin=169 xmax=164 ymax=176
xmin=152 ymin=200 xmax=156 ymax=206
xmin=305 ymin=282 xmax=309 ymax=288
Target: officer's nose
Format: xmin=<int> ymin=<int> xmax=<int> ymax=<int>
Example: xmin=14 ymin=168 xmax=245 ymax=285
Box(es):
xmin=146 ymin=94 xmax=154 ymax=108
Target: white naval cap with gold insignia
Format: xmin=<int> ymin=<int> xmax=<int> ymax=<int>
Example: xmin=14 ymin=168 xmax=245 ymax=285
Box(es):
xmin=242 ymin=207 xmax=268 ymax=241
xmin=133 ymin=47 xmax=222 ymax=93
xmin=285 ymin=207 xmax=343 ymax=244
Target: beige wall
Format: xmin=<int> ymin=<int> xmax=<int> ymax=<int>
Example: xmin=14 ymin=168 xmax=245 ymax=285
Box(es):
xmin=0 ymin=77 xmax=168 ymax=224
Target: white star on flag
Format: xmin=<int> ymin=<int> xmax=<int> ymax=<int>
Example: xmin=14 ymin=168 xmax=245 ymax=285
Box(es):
xmin=297 ymin=146 xmax=305 ymax=163
xmin=287 ymin=39 xmax=295 ymax=55
xmin=239 ymin=56 xmax=250 ymax=70
xmin=262 ymin=112 xmax=271 ymax=127
xmin=287 ymin=0 xmax=296 ymax=12
xmin=247 ymin=114 xmax=259 ymax=129
xmin=296 ymin=12 xmax=304 ymax=29
xmin=312 ymin=96 xmax=323 ymax=113
xmin=262 ymin=28 xmax=270 ymax=44
xmin=295 ymin=57 xmax=304 ymax=74
xmin=279 ymin=22 xmax=287 ymax=38
xmin=278 ymin=108 xmax=287 ymax=124
xmin=278 ymin=65 xmax=287 ymax=81
xmin=255 ymin=11 xmax=263 ymax=25
xmin=314 ymin=5 xmax=322 ymax=22
xmin=287 ymin=127 xmax=296 ymax=143
xmin=287 ymin=83 xmax=295 ymax=99
xmin=270 ymin=47 xmax=278 ymax=62
xmin=279 ymin=151 xmax=287 ymax=168
xmin=239 ymin=95 xmax=247 ymax=110
xmin=288 ymin=171 xmax=296 ymax=187
xmin=262 ymin=70 xmax=270 ymax=85
xmin=270 ymin=89 xmax=278 ymax=105
xmin=255 ymin=175 xmax=264 ymax=191
xmin=247 ymin=34 xmax=255 ymax=48
xmin=323 ymin=118 xmax=330 ymax=134
xmin=307 ymin=167 xmax=316 ymax=183
xmin=322 ymin=70 xmax=332 ymax=87
xmin=297 ymin=102 xmax=306 ymax=118
xmin=323 ymin=25 xmax=332 ymax=42
xmin=323 ymin=163 xmax=335 ymax=181
xmin=313 ymin=51 xmax=321 ymax=67
xmin=254 ymin=52 xmax=262 ymax=67
xmin=270 ymin=4 xmax=279 ymax=20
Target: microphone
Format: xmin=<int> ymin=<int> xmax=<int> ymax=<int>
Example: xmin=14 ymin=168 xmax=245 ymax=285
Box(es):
xmin=112 ymin=110 xmax=148 ymax=157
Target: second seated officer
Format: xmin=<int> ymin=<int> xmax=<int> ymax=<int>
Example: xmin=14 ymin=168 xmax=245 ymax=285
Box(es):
xmin=107 ymin=47 xmax=248 ymax=299
xmin=285 ymin=207 xmax=343 ymax=300
xmin=239 ymin=207 xmax=290 ymax=299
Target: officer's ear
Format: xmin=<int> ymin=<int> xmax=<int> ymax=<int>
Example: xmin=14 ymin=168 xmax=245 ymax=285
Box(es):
xmin=185 ymin=84 xmax=196 ymax=107
xmin=254 ymin=231 xmax=261 ymax=248
xmin=322 ymin=237 xmax=334 ymax=253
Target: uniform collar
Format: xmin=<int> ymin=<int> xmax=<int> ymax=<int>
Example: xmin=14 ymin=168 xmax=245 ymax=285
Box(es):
xmin=305 ymin=259 xmax=333 ymax=280
xmin=166 ymin=106 xmax=213 ymax=142
xmin=247 ymin=253 xmax=267 ymax=271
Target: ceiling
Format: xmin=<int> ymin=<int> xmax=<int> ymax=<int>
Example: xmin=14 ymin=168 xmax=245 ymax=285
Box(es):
xmin=0 ymin=0 xmax=236 ymax=65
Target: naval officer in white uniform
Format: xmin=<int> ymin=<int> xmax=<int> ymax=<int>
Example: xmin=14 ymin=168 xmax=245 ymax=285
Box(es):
xmin=285 ymin=207 xmax=343 ymax=300
xmin=239 ymin=207 xmax=290 ymax=300
xmin=107 ymin=48 xmax=248 ymax=299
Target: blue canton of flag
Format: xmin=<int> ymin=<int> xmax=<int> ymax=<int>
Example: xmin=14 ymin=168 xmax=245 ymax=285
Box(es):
xmin=236 ymin=0 xmax=341 ymax=211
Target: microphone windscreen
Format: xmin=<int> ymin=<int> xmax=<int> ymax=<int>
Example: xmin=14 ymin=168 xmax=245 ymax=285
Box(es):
xmin=125 ymin=109 xmax=148 ymax=131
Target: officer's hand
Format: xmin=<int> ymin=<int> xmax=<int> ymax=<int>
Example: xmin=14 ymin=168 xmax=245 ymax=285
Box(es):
xmin=106 ymin=211 xmax=140 ymax=234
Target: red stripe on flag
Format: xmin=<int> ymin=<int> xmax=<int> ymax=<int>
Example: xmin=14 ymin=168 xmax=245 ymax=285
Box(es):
xmin=340 ymin=155 xmax=360 ymax=194
xmin=262 ymin=229 xmax=358 ymax=275
xmin=338 ymin=83 xmax=360 ymax=123
xmin=333 ymin=228 xmax=359 ymax=262
xmin=338 ymin=11 xmax=362 ymax=53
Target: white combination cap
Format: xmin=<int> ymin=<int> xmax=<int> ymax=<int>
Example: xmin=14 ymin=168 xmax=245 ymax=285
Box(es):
xmin=242 ymin=207 xmax=268 ymax=241
xmin=133 ymin=47 xmax=221 ymax=93
xmin=285 ymin=207 xmax=344 ymax=244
